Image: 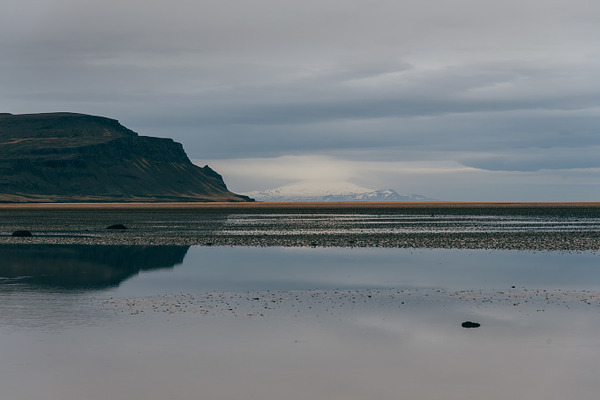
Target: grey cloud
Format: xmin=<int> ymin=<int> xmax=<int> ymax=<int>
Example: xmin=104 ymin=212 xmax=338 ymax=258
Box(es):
xmin=460 ymin=147 xmax=600 ymax=172
xmin=2 ymin=0 xmax=600 ymax=199
xmin=137 ymin=103 xmax=599 ymax=162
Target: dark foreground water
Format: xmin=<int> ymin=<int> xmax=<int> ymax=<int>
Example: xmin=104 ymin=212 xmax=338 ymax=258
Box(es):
xmin=2 ymin=243 xmax=600 ymax=400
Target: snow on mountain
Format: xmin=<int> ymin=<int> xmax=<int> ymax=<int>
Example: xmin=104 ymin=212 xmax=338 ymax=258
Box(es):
xmin=243 ymin=181 xmax=433 ymax=202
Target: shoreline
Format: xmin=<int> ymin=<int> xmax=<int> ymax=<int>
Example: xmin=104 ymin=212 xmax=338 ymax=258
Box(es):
xmin=1 ymin=204 xmax=598 ymax=250
xmin=1 ymin=201 xmax=600 ymax=210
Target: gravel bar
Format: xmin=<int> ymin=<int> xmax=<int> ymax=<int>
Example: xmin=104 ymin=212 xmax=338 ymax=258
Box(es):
xmin=1 ymin=205 xmax=599 ymax=251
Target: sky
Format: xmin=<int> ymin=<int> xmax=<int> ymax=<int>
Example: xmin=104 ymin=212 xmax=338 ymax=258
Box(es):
xmin=2 ymin=0 xmax=599 ymax=201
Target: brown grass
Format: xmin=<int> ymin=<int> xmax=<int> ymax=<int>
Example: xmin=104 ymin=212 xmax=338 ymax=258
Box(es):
xmin=0 ymin=201 xmax=599 ymax=210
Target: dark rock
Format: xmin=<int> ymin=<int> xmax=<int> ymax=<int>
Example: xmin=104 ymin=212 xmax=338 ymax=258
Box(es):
xmin=461 ymin=321 xmax=481 ymax=328
xmin=12 ymin=230 xmax=32 ymax=237
xmin=107 ymin=224 xmax=127 ymax=230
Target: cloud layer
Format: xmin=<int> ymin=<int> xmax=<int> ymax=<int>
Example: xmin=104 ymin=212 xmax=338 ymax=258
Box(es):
xmin=2 ymin=0 xmax=599 ymax=199
xmin=201 ymin=155 xmax=600 ymax=201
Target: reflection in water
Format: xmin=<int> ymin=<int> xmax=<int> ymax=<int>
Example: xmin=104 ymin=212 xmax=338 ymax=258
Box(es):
xmin=0 ymin=245 xmax=189 ymax=289
xmin=1 ymin=245 xmax=600 ymax=400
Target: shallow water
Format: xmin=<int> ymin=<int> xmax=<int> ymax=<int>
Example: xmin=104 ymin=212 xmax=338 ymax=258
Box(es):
xmin=1 ymin=245 xmax=600 ymax=400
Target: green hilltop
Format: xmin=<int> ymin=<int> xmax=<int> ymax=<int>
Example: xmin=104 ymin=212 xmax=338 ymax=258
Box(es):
xmin=0 ymin=113 xmax=252 ymax=202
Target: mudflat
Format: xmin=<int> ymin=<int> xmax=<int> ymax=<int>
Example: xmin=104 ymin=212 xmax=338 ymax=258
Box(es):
xmin=2 ymin=204 xmax=600 ymax=400
xmin=1 ymin=202 xmax=599 ymax=250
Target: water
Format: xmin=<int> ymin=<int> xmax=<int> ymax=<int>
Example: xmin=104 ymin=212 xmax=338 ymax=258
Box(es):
xmin=1 ymin=244 xmax=600 ymax=400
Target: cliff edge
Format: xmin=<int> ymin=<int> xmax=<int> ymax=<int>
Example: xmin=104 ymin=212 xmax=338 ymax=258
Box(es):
xmin=0 ymin=113 xmax=253 ymax=202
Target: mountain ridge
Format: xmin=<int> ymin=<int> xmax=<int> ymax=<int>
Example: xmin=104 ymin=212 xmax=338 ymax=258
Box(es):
xmin=244 ymin=181 xmax=433 ymax=202
xmin=0 ymin=113 xmax=252 ymax=202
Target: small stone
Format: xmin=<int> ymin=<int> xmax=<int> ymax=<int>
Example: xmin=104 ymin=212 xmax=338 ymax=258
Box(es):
xmin=461 ymin=321 xmax=481 ymax=328
xmin=107 ymin=224 xmax=127 ymax=230
xmin=12 ymin=230 xmax=32 ymax=237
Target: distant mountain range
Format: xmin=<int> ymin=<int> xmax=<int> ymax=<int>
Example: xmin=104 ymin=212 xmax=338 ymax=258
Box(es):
xmin=0 ymin=113 xmax=252 ymax=202
xmin=243 ymin=181 xmax=433 ymax=202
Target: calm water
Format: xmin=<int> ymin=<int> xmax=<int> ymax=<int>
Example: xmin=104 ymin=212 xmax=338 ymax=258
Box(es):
xmin=1 ymin=244 xmax=600 ymax=400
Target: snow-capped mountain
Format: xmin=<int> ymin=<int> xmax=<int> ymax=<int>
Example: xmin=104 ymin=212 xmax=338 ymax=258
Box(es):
xmin=243 ymin=181 xmax=433 ymax=202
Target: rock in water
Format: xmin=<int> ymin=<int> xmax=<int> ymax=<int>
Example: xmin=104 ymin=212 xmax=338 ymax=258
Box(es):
xmin=12 ymin=230 xmax=32 ymax=237
xmin=0 ymin=113 xmax=253 ymax=202
xmin=107 ymin=224 xmax=127 ymax=230
xmin=461 ymin=321 xmax=481 ymax=328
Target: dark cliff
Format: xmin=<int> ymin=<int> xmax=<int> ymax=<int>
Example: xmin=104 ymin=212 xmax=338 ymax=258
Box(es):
xmin=0 ymin=113 xmax=253 ymax=202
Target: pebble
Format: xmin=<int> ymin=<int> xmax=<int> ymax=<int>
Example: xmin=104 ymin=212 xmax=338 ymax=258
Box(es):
xmin=99 ymin=287 xmax=600 ymax=320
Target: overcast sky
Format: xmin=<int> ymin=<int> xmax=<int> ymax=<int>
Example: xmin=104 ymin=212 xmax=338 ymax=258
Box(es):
xmin=2 ymin=0 xmax=599 ymax=200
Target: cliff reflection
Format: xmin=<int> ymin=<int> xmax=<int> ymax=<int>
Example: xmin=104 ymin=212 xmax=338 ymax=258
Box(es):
xmin=0 ymin=245 xmax=189 ymax=290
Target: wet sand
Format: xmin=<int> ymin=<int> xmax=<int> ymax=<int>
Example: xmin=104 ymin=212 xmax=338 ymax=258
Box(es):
xmin=1 ymin=203 xmax=599 ymax=250
xmin=102 ymin=287 xmax=600 ymax=319
xmin=2 ymin=210 xmax=600 ymax=399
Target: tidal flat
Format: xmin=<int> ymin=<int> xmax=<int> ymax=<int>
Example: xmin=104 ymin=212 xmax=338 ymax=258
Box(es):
xmin=1 ymin=203 xmax=600 ymax=250
xmin=1 ymin=204 xmax=600 ymax=400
